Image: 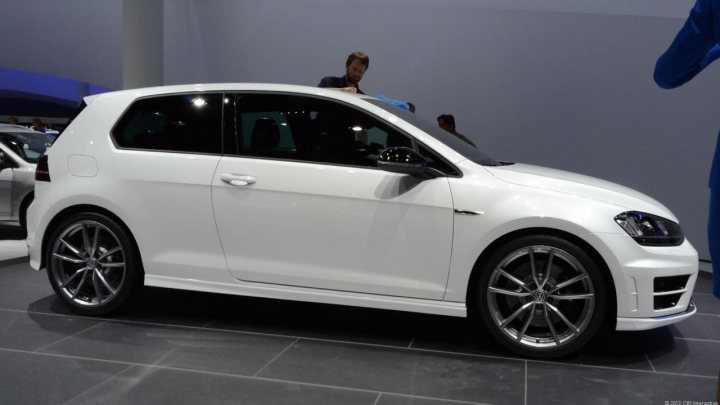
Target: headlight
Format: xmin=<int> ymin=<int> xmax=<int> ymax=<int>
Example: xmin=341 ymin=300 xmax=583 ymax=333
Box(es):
xmin=614 ymin=211 xmax=684 ymax=246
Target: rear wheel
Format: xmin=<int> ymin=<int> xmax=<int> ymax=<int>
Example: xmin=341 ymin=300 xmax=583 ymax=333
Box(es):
xmin=46 ymin=212 xmax=141 ymax=315
xmin=475 ymin=235 xmax=608 ymax=358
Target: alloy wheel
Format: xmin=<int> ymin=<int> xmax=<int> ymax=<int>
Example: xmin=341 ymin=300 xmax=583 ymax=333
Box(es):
xmin=49 ymin=220 xmax=127 ymax=307
xmin=486 ymin=245 xmax=595 ymax=351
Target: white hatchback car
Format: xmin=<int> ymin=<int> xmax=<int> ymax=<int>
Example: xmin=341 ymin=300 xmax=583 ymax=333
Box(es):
xmin=0 ymin=124 xmax=55 ymax=229
xmin=27 ymin=84 xmax=698 ymax=358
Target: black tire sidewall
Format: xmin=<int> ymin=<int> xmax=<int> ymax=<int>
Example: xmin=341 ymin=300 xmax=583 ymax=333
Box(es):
xmin=474 ymin=235 xmax=608 ymax=358
xmin=46 ymin=212 xmax=140 ymax=315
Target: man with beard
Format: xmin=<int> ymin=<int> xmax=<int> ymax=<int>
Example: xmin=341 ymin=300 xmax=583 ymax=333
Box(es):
xmin=319 ymin=52 xmax=369 ymax=94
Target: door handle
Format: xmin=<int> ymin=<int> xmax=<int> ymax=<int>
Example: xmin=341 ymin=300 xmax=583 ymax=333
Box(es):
xmin=220 ymin=173 xmax=256 ymax=186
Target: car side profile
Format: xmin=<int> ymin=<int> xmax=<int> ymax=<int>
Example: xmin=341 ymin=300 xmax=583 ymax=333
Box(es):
xmin=26 ymin=84 xmax=698 ymax=358
xmin=0 ymin=124 xmax=55 ymax=229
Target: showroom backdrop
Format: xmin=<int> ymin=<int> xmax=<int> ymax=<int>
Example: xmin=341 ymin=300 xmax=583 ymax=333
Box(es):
xmin=0 ymin=0 xmax=716 ymax=262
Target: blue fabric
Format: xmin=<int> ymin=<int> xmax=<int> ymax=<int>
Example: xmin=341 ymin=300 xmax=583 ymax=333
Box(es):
xmin=375 ymin=95 xmax=410 ymax=110
xmin=655 ymin=0 xmax=720 ymax=297
xmin=710 ymin=189 xmax=720 ymax=298
xmin=654 ymin=0 xmax=720 ymax=90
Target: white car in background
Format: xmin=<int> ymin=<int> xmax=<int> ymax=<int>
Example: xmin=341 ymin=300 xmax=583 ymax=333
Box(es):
xmin=0 ymin=124 xmax=55 ymax=229
xmin=26 ymin=84 xmax=698 ymax=358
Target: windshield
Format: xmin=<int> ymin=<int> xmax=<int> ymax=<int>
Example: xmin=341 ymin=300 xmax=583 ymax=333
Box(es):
xmin=0 ymin=131 xmax=56 ymax=163
xmin=367 ymin=99 xmax=499 ymax=166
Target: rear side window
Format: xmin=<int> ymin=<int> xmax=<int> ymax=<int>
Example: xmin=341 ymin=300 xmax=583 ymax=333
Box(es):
xmin=112 ymin=93 xmax=223 ymax=154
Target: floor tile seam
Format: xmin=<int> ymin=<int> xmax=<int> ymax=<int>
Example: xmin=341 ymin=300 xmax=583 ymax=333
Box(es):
xmin=0 ymin=306 xmax=520 ymax=363
xmin=0 ymin=307 xmax=301 ymax=340
xmin=200 ymin=318 xmax=217 ymax=328
xmin=673 ymin=336 xmax=720 ymax=343
xmin=695 ymin=312 xmax=720 ymax=317
xmin=645 ymin=353 xmax=657 ymax=372
xmin=33 ymin=320 xmax=108 ymax=353
xmin=0 ymin=347 xmax=492 ymax=404
xmin=0 ymin=307 xmax=687 ymax=375
xmin=525 ymin=357 xmax=717 ymax=379
xmin=372 ymin=392 xmax=382 ymax=405
xmin=58 ymin=363 xmax=136 ymax=405
xmin=253 ymin=337 xmax=300 ymax=377
xmin=5 ymin=308 xmax=715 ymax=377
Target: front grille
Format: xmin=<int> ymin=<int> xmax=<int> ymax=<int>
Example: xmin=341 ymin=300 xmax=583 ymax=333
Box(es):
xmin=653 ymin=275 xmax=690 ymax=310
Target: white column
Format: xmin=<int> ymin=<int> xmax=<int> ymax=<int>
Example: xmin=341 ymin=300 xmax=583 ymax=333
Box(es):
xmin=123 ymin=0 xmax=164 ymax=89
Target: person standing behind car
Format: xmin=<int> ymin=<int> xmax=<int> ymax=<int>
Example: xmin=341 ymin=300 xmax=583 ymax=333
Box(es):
xmin=437 ymin=114 xmax=476 ymax=147
xmin=31 ymin=117 xmax=47 ymax=133
xmin=654 ymin=0 xmax=720 ymax=299
xmin=319 ymin=52 xmax=369 ymax=94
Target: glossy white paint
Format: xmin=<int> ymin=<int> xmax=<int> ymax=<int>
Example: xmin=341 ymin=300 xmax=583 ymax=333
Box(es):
xmin=213 ymin=156 xmax=453 ymax=299
xmin=27 ymin=83 xmax=698 ymax=333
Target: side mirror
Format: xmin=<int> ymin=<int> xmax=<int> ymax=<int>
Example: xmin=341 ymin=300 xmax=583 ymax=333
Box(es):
xmin=377 ymin=147 xmax=441 ymax=179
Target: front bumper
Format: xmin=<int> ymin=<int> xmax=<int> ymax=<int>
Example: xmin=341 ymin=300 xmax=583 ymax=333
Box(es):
xmin=616 ymin=301 xmax=696 ymax=331
xmin=586 ymin=233 xmax=698 ymax=331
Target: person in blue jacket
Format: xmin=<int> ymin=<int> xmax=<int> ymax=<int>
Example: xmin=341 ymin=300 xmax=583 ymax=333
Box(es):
xmin=654 ymin=0 xmax=720 ymax=298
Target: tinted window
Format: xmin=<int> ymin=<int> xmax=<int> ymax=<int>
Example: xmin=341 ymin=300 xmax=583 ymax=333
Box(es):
xmin=227 ymin=93 xmax=412 ymax=168
xmin=367 ymin=99 xmax=498 ymax=166
xmin=113 ymin=93 xmax=223 ymax=154
xmin=0 ymin=131 xmax=56 ymax=163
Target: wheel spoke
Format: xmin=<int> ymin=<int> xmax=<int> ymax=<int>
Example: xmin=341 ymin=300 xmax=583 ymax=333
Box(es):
xmin=488 ymin=287 xmax=531 ymax=298
xmin=540 ymin=249 xmax=555 ymax=289
xmin=543 ymin=305 xmax=561 ymax=345
xmin=52 ymin=253 xmax=85 ymax=264
xmin=59 ymin=238 xmax=82 ymax=256
xmin=516 ymin=303 xmax=536 ymax=342
xmin=550 ymin=293 xmax=594 ymax=300
xmin=81 ymin=224 xmax=92 ymax=254
xmin=497 ymin=268 xmax=532 ymax=292
xmin=546 ymin=302 xmax=580 ymax=334
xmin=97 ymin=246 xmax=121 ymax=261
xmin=60 ymin=267 xmax=88 ymax=288
xmin=500 ymin=301 xmax=535 ymax=328
xmin=71 ymin=270 xmax=90 ymax=299
xmin=94 ymin=269 xmax=117 ymax=295
xmin=91 ymin=271 xmax=104 ymax=304
xmin=529 ymin=248 xmax=541 ymax=288
xmin=91 ymin=226 xmax=101 ymax=257
xmin=100 ymin=262 xmax=126 ymax=268
xmin=548 ymin=274 xmax=588 ymax=294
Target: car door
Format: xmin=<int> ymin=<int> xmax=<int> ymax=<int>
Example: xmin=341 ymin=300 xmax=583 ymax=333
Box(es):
xmin=211 ymin=93 xmax=454 ymax=299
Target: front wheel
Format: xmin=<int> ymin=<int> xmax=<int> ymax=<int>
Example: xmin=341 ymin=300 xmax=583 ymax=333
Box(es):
xmin=475 ymin=235 xmax=609 ymax=358
xmin=46 ymin=212 xmax=141 ymax=315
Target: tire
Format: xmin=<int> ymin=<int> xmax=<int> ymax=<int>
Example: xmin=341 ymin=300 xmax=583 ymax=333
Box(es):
xmin=474 ymin=235 xmax=608 ymax=358
xmin=46 ymin=212 xmax=141 ymax=315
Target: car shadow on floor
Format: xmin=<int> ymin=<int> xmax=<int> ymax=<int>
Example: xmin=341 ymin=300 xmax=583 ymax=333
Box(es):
xmin=25 ymin=284 xmax=676 ymax=368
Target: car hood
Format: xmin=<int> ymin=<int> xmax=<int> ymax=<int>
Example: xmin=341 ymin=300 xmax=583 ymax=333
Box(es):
xmin=484 ymin=163 xmax=677 ymax=221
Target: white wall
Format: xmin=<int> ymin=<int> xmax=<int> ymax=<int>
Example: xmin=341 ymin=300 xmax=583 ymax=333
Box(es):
xmin=163 ymin=0 xmax=715 ymax=260
xmin=0 ymin=0 xmax=123 ymax=89
xmin=1 ymin=0 xmax=715 ymax=260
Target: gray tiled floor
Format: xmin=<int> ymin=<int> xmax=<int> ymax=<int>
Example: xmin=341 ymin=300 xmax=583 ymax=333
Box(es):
xmin=0 ymin=254 xmax=718 ymax=404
